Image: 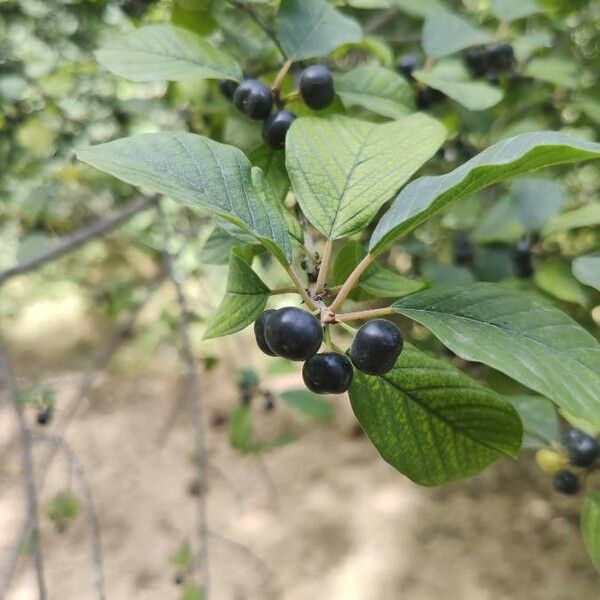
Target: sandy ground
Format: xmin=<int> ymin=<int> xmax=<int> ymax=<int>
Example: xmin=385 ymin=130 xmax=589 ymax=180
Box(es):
xmin=1 ymin=353 xmax=599 ymax=600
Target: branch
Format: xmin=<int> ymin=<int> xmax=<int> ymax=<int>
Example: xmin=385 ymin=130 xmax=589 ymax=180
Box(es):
xmin=0 ymin=345 xmax=47 ymax=600
xmin=328 ymin=254 xmax=376 ymax=314
xmin=314 ymin=240 xmax=333 ymax=294
xmin=158 ymin=206 xmax=210 ymax=598
xmin=334 ymin=306 xmax=395 ymax=323
xmin=0 ymin=195 xmax=155 ymax=286
xmin=39 ymin=434 xmax=105 ymax=600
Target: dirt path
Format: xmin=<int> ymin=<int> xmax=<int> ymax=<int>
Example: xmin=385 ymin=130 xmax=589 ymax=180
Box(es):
xmin=1 ymin=363 xmax=599 ymax=600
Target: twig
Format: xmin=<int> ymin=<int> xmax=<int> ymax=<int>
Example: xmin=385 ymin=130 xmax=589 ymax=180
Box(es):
xmin=334 ymin=306 xmax=395 ymax=323
xmin=38 ymin=434 xmax=105 ymax=600
xmin=314 ymin=240 xmax=333 ymax=294
xmin=269 ymin=285 xmax=298 ymax=295
xmin=159 ymin=206 xmax=210 ymax=598
xmin=0 ymin=195 xmax=155 ymax=286
xmin=271 ymin=59 xmax=293 ymax=94
xmin=328 ymin=254 xmax=376 ymax=314
xmin=0 ymin=346 xmax=47 ymax=600
xmin=284 ymin=265 xmax=319 ymax=311
xmin=364 ymin=8 xmax=399 ymax=34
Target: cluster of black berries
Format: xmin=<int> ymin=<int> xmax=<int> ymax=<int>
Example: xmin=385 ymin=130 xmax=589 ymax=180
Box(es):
xmin=219 ymin=65 xmax=335 ymax=150
xmin=396 ymin=54 xmax=446 ymax=110
xmin=463 ymin=43 xmax=515 ymax=84
xmin=254 ymin=308 xmax=403 ymax=395
xmin=553 ymin=428 xmax=600 ymax=495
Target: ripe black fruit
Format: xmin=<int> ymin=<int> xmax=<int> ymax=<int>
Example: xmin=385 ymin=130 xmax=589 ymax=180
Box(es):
xmin=254 ymin=310 xmax=277 ymax=357
xmin=396 ymin=54 xmax=420 ymax=82
xmin=233 ymin=79 xmax=273 ymax=120
xmin=464 ymin=47 xmax=489 ymax=78
xmin=219 ymin=79 xmax=239 ymax=101
xmin=564 ymin=427 xmax=600 ymax=467
xmin=514 ymin=238 xmax=533 ymax=279
xmin=264 ymin=307 xmax=323 ymax=361
xmin=487 ymin=43 xmax=514 ymax=71
xmin=415 ymin=86 xmax=446 ymax=110
xmin=453 ymin=233 xmax=473 ymax=266
xmin=350 ymin=319 xmax=404 ymax=376
xmin=553 ymin=469 xmax=580 ymax=495
xmin=36 ymin=407 xmax=52 ymax=426
xmin=262 ymin=110 xmax=296 ymax=150
xmin=299 ymin=65 xmax=335 ymax=110
xmin=302 ymin=353 xmax=353 ymax=395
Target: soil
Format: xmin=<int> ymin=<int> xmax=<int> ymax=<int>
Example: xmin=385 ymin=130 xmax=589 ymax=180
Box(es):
xmin=1 ymin=315 xmax=599 ymax=599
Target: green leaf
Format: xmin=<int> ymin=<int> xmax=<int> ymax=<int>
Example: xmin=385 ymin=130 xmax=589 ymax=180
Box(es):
xmin=423 ymin=262 xmax=475 ymax=285
xmin=95 ymin=24 xmax=242 ymax=82
xmin=572 ymin=254 xmax=600 ymax=292
xmin=170 ymin=541 xmax=194 ymax=567
xmin=506 ymin=395 xmax=559 ymax=448
xmin=543 ymin=203 xmax=600 ymax=234
xmin=334 ymin=66 xmax=414 ymax=119
xmin=491 ymin=0 xmax=540 ymax=21
xmin=77 ymin=133 xmax=292 ymax=264
xmin=276 ymin=0 xmax=362 ymax=61
xmin=524 ymin=58 xmax=580 ymax=89
xmin=200 ymin=226 xmax=254 ymax=266
xmin=389 ymin=0 xmax=447 ymax=18
xmin=179 ymin=583 xmax=204 ymax=600
xmin=349 ymin=344 xmax=522 ymax=486
xmin=204 ymin=252 xmax=269 ymax=339
xmin=581 ymin=493 xmax=600 ymax=575
xmin=534 ymin=259 xmax=588 ymax=306
xmin=229 ymin=405 xmax=253 ymax=452
xmin=280 ymin=390 xmax=333 ymax=422
xmin=413 ymin=64 xmax=503 ymax=110
xmin=422 ymin=13 xmax=494 ymax=59
xmin=392 ymin=283 xmax=600 ymax=426
xmin=286 ymin=114 xmax=446 ymax=240
xmin=473 ymin=195 xmax=525 ymax=244
xmin=510 ymin=177 xmax=564 ymax=231
xmin=369 ymin=132 xmax=600 ymax=255
xmin=250 ymin=146 xmax=289 ymax=204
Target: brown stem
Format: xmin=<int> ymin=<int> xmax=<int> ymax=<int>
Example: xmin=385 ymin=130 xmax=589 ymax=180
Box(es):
xmin=314 ymin=240 xmax=333 ymax=294
xmin=328 ymin=254 xmax=376 ymax=314
xmin=284 ymin=265 xmax=319 ymax=310
xmin=270 ymin=285 xmax=298 ymax=295
xmin=271 ymin=59 xmax=293 ymax=94
xmin=335 ymin=306 xmax=396 ymax=323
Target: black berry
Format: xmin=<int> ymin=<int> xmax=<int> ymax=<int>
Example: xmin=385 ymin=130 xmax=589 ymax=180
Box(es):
xmin=453 ymin=233 xmax=473 ymax=266
xmin=36 ymin=407 xmax=52 ymax=426
xmin=396 ymin=54 xmax=420 ymax=82
xmin=302 ymin=353 xmax=353 ymax=395
xmin=254 ymin=310 xmax=277 ymax=357
xmin=262 ymin=110 xmax=296 ymax=150
xmin=233 ymin=79 xmax=273 ymax=120
xmin=416 ymin=86 xmax=446 ymax=110
xmin=349 ymin=319 xmax=404 ymax=376
xmin=487 ymin=43 xmax=514 ymax=71
xmin=299 ymin=65 xmax=335 ymax=110
xmin=514 ymin=238 xmax=533 ymax=279
xmin=564 ymin=428 xmax=600 ymax=467
xmin=219 ymin=79 xmax=239 ymax=101
xmin=464 ymin=47 xmax=489 ymax=78
xmin=264 ymin=307 xmax=323 ymax=361
xmin=553 ymin=469 xmax=580 ymax=495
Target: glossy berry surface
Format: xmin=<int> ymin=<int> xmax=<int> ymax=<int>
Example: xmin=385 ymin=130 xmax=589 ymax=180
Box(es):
xmin=233 ymin=79 xmax=273 ymax=120
xmin=487 ymin=43 xmax=514 ymax=71
xmin=350 ymin=319 xmax=404 ymax=376
xmin=396 ymin=54 xmax=420 ymax=81
xmin=553 ymin=469 xmax=580 ymax=495
xmin=464 ymin=47 xmax=489 ymax=78
xmin=303 ymin=353 xmax=353 ymax=395
xmin=218 ymin=79 xmax=238 ymax=101
xmin=564 ymin=427 xmax=600 ymax=467
xmin=264 ymin=307 xmax=323 ymax=361
xmin=262 ymin=110 xmax=296 ymax=149
xmin=299 ymin=65 xmax=335 ymax=110
xmin=254 ymin=310 xmax=277 ymax=356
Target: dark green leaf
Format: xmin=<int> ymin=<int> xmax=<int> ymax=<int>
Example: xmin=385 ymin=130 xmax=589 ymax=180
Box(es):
xmin=349 ymin=344 xmax=522 ymax=486
xmin=370 ymin=132 xmax=600 ymax=255
xmin=581 ymin=493 xmax=600 ymax=575
xmin=506 ymin=395 xmax=559 ymax=448
xmin=422 ymin=13 xmax=494 ymax=59
xmin=393 ymin=283 xmax=600 ymax=426
xmin=510 ymin=177 xmax=564 ymax=231
xmin=96 ymin=24 xmax=242 ymax=82
xmin=204 ymin=251 xmax=269 ymax=339
xmin=276 ymin=0 xmax=362 ymax=61
xmin=77 ymin=133 xmax=292 ymax=264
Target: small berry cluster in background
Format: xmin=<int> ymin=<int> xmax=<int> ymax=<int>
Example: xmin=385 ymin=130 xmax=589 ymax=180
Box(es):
xmin=254 ymin=307 xmax=404 ymax=395
xmin=536 ymin=428 xmax=600 ymax=496
xmin=219 ymin=65 xmax=335 ymax=150
xmin=396 ymin=54 xmax=446 ymax=110
xmin=464 ymin=43 xmax=516 ymax=85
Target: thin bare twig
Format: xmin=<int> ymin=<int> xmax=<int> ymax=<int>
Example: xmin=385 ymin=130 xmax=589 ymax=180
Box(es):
xmin=159 ymin=206 xmax=210 ymax=597
xmin=38 ymin=434 xmax=105 ymax=600
xmin=0 ymin=346 xmax=47 ymax=600
xmin=0 ymin=195 xmax=155 ymax=286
